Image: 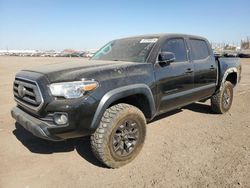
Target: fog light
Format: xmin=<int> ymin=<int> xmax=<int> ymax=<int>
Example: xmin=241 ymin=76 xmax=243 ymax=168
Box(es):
xmin=54 ymin=113 xmax=68 ymax=125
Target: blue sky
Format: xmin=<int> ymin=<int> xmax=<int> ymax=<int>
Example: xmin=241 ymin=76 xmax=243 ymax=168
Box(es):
xmin=0 ymin=0 xmax=249 ymax=50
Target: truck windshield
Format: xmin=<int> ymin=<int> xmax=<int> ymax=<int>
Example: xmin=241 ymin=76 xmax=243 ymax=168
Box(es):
xmin=91 ymin=37 xmax=158 ymax=63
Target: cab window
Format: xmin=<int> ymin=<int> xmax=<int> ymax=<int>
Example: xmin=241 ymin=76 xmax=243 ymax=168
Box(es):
xmin=161 ymin=38 xmax=188 ymax=62
xmin=189 ymin=39 xmax=210 ymax=60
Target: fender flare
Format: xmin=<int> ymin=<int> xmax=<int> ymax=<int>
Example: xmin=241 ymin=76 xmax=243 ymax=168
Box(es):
xmin=220 ymin=67 xmax=238 ymax=90
xmin=90 ymin=84 xmax=156 ymax=130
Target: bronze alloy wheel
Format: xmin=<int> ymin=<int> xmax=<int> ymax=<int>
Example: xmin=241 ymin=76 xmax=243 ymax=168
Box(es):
xmin=91 ymin=103 xmax=146 ymax=168
xmin=111 ymin=119 xmax=139 ymax=157
xmin=222 ymin=88 xmax=232 ymax=109
xmin=211 ymin=81 xmax=234 ymax=114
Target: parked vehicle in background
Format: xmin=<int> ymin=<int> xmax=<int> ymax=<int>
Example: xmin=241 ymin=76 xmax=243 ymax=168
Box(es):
xmin=11 ymin=34 xmax=241 ymax=168
xmin=238 ymin=49 xmax=250 ymax=58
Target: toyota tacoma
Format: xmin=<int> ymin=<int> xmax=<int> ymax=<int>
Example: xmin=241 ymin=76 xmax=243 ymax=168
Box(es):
xmin=11 ymin=34 xmax=241 ymax=168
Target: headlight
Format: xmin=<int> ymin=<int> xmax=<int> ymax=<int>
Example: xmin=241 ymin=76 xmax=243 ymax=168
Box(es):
xmin=49 ymin=79 xmax=99 ymax=99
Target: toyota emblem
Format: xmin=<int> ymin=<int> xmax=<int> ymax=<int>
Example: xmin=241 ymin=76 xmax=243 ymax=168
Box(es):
xmin=17 ymin=85 xmax=26 ymax=98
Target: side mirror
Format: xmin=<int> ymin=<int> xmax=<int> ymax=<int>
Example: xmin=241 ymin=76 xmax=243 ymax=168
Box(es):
xmin=157 ymin=52 xmax=176 ymax=66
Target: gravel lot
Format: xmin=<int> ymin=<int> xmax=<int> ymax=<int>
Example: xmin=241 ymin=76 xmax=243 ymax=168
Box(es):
xmin=0 ymin=57 xmax=249 ymax=188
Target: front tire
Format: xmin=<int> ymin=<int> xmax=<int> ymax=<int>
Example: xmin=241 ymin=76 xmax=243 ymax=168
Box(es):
xmin=211 ymin=81 xmax=234 ymax=114
xmin=91 ymin=103 xmax=146 ymax=168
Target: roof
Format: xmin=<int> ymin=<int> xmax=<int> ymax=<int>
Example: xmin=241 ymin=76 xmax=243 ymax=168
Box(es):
xmin=117 ymin=33 xmax=208 ymax=41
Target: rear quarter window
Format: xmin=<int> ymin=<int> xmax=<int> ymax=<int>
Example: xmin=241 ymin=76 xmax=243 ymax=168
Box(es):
xmin=190 ymin=39 xmax=210 ymax=60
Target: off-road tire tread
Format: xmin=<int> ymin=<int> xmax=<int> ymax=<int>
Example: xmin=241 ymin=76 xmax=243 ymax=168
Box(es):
xmin=90 ymin=103 xmax=146 ymax=168
xmin=211 ymin=81 xmax=233 ymax=114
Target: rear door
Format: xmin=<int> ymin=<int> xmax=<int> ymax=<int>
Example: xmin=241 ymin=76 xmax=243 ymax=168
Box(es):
xmin=187 ymin=38 xmax=217 ymax=99
xmin=154 ymin=37 xmax=194 ymax=114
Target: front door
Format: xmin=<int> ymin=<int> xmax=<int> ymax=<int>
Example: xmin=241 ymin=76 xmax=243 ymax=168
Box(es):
xmin=154 ymin=38 xmax=194 ymax=114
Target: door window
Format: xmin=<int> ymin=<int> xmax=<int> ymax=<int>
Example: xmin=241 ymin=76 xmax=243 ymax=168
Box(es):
xmin=189 ymin=39 xmax=210 ymax=60
xmin=161 ymin=38 xmax=188 ymax=62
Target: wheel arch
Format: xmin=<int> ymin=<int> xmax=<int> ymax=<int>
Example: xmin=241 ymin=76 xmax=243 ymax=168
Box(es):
xmin=220 ymin=67 xmax=238 ymax=90
xmin=90 ymin=84 xmax=156 ymax=130
xmin=225 ymin=72 xmax=237 ymax=86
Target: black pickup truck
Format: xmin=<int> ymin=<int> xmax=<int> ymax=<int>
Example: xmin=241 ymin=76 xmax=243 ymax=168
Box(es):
xmin=11 ymin=34 xmax=241 ymax=168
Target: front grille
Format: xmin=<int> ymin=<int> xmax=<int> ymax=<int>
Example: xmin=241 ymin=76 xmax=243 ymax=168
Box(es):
xmin=13 ymin=77 xmax=44 ymax=111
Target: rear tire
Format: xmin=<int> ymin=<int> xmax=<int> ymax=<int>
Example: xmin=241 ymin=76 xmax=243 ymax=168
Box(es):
xmin=211 ymin=81 xmax=234 ymax=114
xmin=91 ymin=103 xmax=146 ymax=168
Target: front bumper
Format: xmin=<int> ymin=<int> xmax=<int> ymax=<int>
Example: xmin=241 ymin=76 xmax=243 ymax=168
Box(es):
xmin=11 ymin=107 xmax=63 ymax=141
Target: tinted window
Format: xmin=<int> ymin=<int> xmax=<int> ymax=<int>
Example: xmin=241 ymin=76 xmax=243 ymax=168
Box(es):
xmin=161 ymin=38 xmax=187 ymax=62
xmin=190 ymin=39 xmax=210 ymax=60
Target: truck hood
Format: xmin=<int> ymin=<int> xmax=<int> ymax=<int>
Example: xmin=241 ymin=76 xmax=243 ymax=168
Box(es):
xmin=22 ymin=59 xmax=135 ymax=82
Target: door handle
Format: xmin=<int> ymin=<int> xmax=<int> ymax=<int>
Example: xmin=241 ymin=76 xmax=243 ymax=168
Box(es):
xmin=185 ymin=68 xmax=193 ymax=74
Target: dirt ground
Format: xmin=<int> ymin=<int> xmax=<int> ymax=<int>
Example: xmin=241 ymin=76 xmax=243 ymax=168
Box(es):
xmin=0 ymin=56 xmax=249 ymax=188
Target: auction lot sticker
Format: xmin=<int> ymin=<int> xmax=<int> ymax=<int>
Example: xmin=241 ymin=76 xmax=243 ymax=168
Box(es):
xmin=140 ymin=38 xmax=158 ymax=43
